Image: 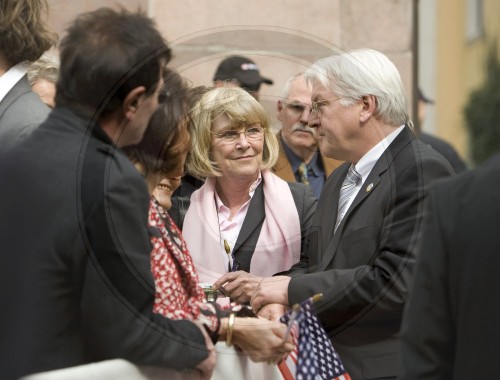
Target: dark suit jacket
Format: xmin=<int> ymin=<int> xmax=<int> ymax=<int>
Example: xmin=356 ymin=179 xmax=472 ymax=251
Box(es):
xmin=0 ymin=75 xmax=49 ymax=155
xmin=285 ymin=127 xmax=454 ymax=379
xmin=0 ymin=107 xmax=207 ymax=379
xmin=419 ymin=132 xmax=467 ymax=173
xmin=399 ymin=153 xmax=500 ymax=380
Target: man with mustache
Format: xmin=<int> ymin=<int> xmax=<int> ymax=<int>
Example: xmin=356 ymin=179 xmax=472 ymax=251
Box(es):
xmin=273 ymin=73 xmax=342 ymax=198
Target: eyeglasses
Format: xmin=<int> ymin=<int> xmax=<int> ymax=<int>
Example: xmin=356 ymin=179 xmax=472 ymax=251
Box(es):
xmin=282 ymin=100 xmax=313 ymax=115
xmin=212 ymin=125 xmax=264 ymax=143
xmin=311 ymin=96 xmax=343 ymax=113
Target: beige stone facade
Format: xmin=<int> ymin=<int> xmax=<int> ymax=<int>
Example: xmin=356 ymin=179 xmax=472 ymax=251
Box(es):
xmin=47 ymin=0 xmax=416 ymax=129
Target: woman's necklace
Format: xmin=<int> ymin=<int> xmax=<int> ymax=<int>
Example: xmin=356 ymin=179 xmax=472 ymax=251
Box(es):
xmin=215 ymin=195 xmax=234 ymax=273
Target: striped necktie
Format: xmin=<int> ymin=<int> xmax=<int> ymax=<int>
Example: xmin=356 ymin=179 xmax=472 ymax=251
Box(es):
xmin=297 ymin=162 xmax=309 ymax=185
xmin=335 ymin=164 xmax=361 ymax=231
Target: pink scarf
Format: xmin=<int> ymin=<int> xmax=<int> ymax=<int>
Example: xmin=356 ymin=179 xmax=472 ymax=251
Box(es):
xmin=183 ymin=169 xmax=301 ymax=284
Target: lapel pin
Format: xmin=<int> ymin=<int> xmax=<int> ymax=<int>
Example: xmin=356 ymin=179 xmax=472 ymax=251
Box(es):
xmin=366 ymin=183 xmax=374 ymax=193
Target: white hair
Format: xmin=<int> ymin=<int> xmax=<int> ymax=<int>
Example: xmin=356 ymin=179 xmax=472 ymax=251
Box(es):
xmin=281 ymin=72 xmax=305 ymax=99
xmin=304 ymin=48 xmax=409 ymax=126
xmin=27 ymin=52 xmax=59 ymax=85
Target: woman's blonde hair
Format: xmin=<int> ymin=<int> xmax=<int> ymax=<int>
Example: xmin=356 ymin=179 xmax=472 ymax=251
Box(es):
xmin=187 ymin=87 xmax=278 ymax=178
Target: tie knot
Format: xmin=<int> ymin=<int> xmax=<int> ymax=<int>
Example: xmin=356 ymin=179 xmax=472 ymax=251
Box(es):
xmin=298 ymin=162 xmax=309 ymax=185
xmin=346 ymin=164 xmax=361 ymax=184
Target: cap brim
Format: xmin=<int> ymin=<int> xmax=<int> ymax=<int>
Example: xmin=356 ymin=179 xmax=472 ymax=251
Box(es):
xmin=236 ymin=71 xmax=273 ymax=87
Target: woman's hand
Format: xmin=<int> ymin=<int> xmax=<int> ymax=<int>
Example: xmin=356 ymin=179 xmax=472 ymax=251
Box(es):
xmin=192 ymin=322 xmax=216 ymax=379
xmin=222 ymin=317 xmax=294 ymax=364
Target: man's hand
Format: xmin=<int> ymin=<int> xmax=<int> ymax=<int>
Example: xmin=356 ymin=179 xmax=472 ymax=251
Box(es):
xmin=213 ymin=271 xmax=263 ymax=304
xmin=251 ymin=276 xmax=291 ymax=312
xmin=257 ymin=303 xmax=288 ymax=321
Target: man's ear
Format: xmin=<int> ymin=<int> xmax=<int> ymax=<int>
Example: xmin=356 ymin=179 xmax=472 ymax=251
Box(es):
xmin=359 ymin=95 xmax=376 ymax=123
xmin=123 ymin=86 xmax=146 ymax=119
xmin=276 ymin=100 xmax=284 ymax=122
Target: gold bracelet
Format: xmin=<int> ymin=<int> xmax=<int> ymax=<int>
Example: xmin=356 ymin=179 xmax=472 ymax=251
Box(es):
xmin=226 ymin=313 xmax=235 ymax=346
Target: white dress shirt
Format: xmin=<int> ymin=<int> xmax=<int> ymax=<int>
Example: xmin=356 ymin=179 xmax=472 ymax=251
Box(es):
xmin=337 ymin=125 xmax=406 ymax=223
xmin=0 ymin=63 xmax=28 ymax=103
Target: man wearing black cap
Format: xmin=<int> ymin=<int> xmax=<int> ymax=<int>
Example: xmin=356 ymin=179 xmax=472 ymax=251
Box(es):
xmin=417 ymin=88 xmax=467 ymax=173
xmin=213 ymin=55 xmax=273 ymax=100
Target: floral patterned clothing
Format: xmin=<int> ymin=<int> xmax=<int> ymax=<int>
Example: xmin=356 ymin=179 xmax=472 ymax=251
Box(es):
xmin=149 ymin=198 xmax=220 ymax=339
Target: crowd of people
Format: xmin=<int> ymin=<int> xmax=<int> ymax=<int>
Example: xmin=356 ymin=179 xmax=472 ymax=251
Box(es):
xmin=1 ymin=1 xmax=498 ymax=380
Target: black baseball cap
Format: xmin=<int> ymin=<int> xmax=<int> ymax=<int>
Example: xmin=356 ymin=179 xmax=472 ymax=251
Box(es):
xmin=213 ymin=55 xmax=273 ymax=91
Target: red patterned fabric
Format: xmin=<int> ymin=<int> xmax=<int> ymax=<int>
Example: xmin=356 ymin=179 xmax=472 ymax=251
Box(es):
xmin=149 ymin=199 xmax=219 ymax=334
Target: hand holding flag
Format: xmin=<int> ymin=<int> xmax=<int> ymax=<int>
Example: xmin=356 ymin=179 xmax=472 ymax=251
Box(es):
xmin=278 ymin=294 xmax=351 ymax=380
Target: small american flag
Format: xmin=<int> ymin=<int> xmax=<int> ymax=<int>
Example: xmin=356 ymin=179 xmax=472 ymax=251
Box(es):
xmin=278 ymin=296 xmax=351 ymax=380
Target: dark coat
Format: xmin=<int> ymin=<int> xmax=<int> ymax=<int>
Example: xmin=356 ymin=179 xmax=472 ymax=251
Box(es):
xmin=400 ymin=153 xmax=500 ymax=379
xmin=0 ymin=107 xmax=207 ymax=379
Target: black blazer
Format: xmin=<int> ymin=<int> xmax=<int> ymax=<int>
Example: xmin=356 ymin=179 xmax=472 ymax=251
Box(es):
xmin=0 ymin=107 xmax=207 ymax=379
xmin=231 ymin=181 xmax=317 ymax=272
xmin=173 ymin=180 xmax=317 ymax=272
xmin=400 ymin=154 xmax=500 ymax=379
xmin=286 ymin=127 xmax=454 ymax=379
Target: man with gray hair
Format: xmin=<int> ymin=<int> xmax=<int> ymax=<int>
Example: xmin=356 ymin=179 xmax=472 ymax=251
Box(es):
xmin=214 ymin=48 xmax=455 ymax=379
xmin=272 ymin=73 xmax=342 ymax=198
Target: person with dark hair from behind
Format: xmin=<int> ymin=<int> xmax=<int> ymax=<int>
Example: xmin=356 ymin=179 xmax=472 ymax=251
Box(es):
xmin=0 ymin=7 xmax=219 ymax=380
xmin=0 ymin=0 xmax=57 ymax=155
xmin=213 ymin=55 xmax=273 ymax=100
xmin=125 ymin=69 xmax=293 ymax=370
xmin=399 ymin=152 xmax=500 ymax=379
xmin=416 ymin=88 xmax=467 ymax=173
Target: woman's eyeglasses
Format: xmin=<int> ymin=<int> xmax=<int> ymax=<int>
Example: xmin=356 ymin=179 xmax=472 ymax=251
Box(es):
xmin=213 ymin=125 xmax=264 ymax=143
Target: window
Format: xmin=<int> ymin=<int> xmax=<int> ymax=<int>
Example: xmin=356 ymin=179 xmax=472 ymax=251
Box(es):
xmin=466 ymin=0 xmax=484 ymax=41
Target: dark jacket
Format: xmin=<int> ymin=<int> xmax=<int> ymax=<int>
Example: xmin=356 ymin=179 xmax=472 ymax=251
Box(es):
xmin=0 ymin=107 xmax=207 ymax=379
xmin=400 ymin=153 xmax=500 ymax=379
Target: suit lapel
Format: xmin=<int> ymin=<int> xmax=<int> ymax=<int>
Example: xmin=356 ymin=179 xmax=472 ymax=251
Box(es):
xmin=0 ymin=76 xmax=31 ymax=118
xmin=232 ymin=181 xmax=265 ymax=271
xmin=321 ymin=126 xmax=415 ymax=268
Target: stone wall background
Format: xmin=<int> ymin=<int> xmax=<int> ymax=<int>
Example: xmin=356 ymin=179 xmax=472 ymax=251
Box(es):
xmin=47 ymin=0 xmax=416 ymax=129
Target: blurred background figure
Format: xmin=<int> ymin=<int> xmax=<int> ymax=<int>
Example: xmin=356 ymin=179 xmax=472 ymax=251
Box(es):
xmin=0 ymin=0 xmax=57 ymax=155
xmin=213 ymin=55 xmax=273 ymax=100
xmin=416 ymin=88 xmax=467 ymax=173
xmin=400 ymin=152 xmax=500 ymax=379
xmin=273 ymin=73 xmax=342 ymax=198
xmin=27 ymin=52 xmax=59 ymax=108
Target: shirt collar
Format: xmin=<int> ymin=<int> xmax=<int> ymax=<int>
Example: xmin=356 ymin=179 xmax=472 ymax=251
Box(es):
xmin=0 ymin=62 xmax=28 ymax=102
xmin=354 ymin=124 xmax=405 ymax=182
xmin=215 ymin=171 xmax=262 ymax=212
xmin=281 ymin=135 xmax=322 ymax=174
